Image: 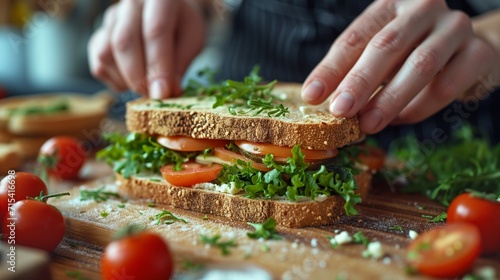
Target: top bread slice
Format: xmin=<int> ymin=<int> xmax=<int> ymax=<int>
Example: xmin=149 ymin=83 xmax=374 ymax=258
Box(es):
xmin=126 ymin=83 xmax=362 ymax=150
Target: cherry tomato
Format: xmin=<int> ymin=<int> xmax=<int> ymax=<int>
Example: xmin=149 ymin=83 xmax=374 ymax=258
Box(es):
xmin=2 ymin=199 xmax=65 ymax=252
xmin=0 ymin=172 xmax=48 ymax=220
xmin=406 ymin=223 xmax=481 ymax=278
xmin=356 ymin=145 xmax=385 ymax=171
xmin=447 ymin=193 xmax=500 ymax=254
xmin=101 ymin=231 xmax=173 ymax=280
xmin=157 ymin=136 xmax=229 ymax=151
xmin=213 ymin=147 xmax=270 ymax=172
xmin=235 ymin=140 xmax=338 ymax=160
xmin=39 ymin=136 xmax=86 ymax=180
xmin=161 ymin=162 xmax=223 ymax=187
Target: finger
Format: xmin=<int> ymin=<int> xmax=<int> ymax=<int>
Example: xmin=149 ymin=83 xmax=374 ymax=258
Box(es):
xmin=302 ymin=0 xmax=397 ymax=105
xmin=88 ymin=27 xmax=127 ymax=91
xmin=392 ymin=38 xmax=495 ymax=125
xmin=111 ymin=0 xmax=147 ymax=95
xmin=359 ymin=10 xmax=472 ymax=133
xmin=143 ymin=0 xmax=180 ymax=99
xmin=328 ymin=0 xmax=446 ymax=119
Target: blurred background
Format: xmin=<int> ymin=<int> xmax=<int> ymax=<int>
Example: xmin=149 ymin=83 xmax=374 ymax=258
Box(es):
xmin=0 ymin=0 xmax=235 ymax=98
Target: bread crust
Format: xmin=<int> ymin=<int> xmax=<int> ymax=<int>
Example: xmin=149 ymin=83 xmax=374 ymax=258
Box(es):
xmin=116 ymin=171 xmax=372 ymax=228
xmin=126 ymin=84 xmax=362 ymax=150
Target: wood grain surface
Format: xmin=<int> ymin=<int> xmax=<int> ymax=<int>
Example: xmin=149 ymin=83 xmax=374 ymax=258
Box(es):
xmin=45 ymin=162 xmax=500 ymax=280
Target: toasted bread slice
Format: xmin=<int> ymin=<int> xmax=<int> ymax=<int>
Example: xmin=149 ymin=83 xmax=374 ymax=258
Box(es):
xmin=126 ymin=84 xmax=362 ymax=150
xmin=0 ymin=91 xmax=112 ymax=137
xmin=0 ymin=143 xmax=22 ymax=174
xmin=115 ymin=170 xmax=372 ymax=228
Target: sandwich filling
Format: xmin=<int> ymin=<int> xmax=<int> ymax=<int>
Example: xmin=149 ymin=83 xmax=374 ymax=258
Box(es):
xmin=98 ymin=133 xmax=383 ymax=216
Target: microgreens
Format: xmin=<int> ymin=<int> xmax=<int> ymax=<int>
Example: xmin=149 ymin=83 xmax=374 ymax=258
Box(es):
xmin=183 ymin=66 xmax=288 ymax=118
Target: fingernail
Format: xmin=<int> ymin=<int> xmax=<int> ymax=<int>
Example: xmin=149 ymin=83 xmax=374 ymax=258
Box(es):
xmin=330 ymin=91 xmax=354 ymax=115
xmin=150 ymin=79 xmax=168 ymax=99
xmin=360 ymin=108 xmax=384 ymax=133
xmin=302 ymin=80 xmax=324 ymax=102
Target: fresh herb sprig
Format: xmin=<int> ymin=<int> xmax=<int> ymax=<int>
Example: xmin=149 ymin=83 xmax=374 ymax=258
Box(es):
xmin=97 ymin=133 xmax=199 ymax=178
xmin=152 ymin=210 xmax=187 ymax=225
xmin=387 ymin=125 xmax=500 ymax=206
xmin=217 ymin=145 xmax=361 ymax=215
xmin=200 ymin=234 xmax=237 ymax=255
xmin=184 ymin=66 xmax=288 ymax=118
xmin=422 ymin=212 xmax=447 ymax=223
xmin=247 ymin=217 xmax=281 ymax=240
xmin=80 ymin=186 xmax=120 ymax=202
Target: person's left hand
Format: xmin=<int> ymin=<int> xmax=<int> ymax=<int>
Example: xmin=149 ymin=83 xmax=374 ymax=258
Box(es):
xmin=302 ymin=0 xmax=499 ymax=134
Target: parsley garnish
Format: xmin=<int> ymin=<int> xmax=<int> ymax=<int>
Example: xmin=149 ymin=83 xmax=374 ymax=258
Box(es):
xmin=182 ymin=260 xmax=204 ymax=271
xmin=353 ymin=231 xmax=370 ymax=246
xmin=153 ymin=210 xmax=187 ymax=225
xmin=200 ymin=234 xmax=237 ymax=256
xmin=386 ymin=125 xmax=500 ymax=206
xmin=422 ymin=212 xmax=447 ymax=223
xmin=388 ymin=225 xmax=403 ymax=231
xmin=97 ymin=133 xmax=199 ymax=178
xmin=184 ymin=66 xmax=288 ymax=118
xmin=247 ymin=217 xmax=281 ymax=240
xmin=100 ymin=211 xmax=109 ymax=218
xmin=80 ymin=186 xmax=120 ymax=202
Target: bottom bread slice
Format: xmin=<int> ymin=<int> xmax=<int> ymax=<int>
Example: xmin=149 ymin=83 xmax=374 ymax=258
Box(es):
xmin=116 ymin=171 xmax=372 ymax=228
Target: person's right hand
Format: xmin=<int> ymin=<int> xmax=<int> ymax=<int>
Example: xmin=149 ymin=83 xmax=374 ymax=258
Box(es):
xmin=88 ymin=0 xmax=206 ymax=99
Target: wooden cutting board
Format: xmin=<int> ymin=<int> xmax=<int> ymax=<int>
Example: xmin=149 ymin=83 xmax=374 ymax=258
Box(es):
xmin=48 ymin=164 xmax=500 ymax=280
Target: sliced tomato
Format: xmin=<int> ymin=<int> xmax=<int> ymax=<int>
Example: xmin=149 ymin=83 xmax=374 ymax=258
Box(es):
xmin=157 ymin=136 xmax=229 ymax=152
xmin=356 ymin=145 xmax=385 ymax=171
xmin=406 ymin=223 xmax=481 ymax=278
xmin=235 ymin=140 xmax=338 ymax=160
xmin=160 ymin=162 xmax=223 ymax=187
xmin=213 ymin=147 xmax=271 ymax=172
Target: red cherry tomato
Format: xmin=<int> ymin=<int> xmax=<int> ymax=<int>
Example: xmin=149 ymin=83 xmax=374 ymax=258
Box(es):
xmin=2 ymin=199 xmax=65 ymax=252
xmin=160 ymin=162 xmax=223 ymax=187
xmin=447 ymin=193 xmax=500 ymax=254
xmin=39 ymin=136 xmax=86 ymax=180
xmin=0 ymin=172 xmax=48 ymax=220
xmin=406 ymin=223 xmax=481 ymax=278
xmin=101 ymin=231 xmax=173 ymax=280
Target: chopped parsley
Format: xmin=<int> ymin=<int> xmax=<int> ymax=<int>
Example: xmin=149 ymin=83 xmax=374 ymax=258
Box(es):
xmin=80 ymin=186 xmax=120 ymax=202
xmin=422 ymin=212 xmax=447 ymax=223
xmin=152 ymin=210 xmax=187 ymax=225
xmin=247 ymin=217 xmax=281 ymax=240
xmin=100 ymin=211 xmax=109 ymax=218
xmin=353 ymin=231 xmax=370 ymax=246
xmin=200 ymin=234 xmax=237 ymax=256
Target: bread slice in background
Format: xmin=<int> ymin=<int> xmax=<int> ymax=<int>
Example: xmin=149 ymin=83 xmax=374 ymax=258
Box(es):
xmin=116 ymin=170 xmax=372 ymax=228
xmin=0 ymin=91 xmax=113 ymax=159
xmin=126 ymin=84 xmax=362 ymax=150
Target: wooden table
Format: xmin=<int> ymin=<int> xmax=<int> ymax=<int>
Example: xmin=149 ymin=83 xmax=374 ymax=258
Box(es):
xmin=41 ymin=161 xmax=500 ymax=280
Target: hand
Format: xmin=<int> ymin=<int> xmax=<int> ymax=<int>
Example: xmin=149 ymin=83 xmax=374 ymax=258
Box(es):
xmin=88 ymin=0 xmax=206 ymax=98
xmin=302 ymin=0 xmax=499 ymax=134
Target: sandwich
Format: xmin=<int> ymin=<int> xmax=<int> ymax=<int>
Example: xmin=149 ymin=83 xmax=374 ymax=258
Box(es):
xmin=98 ymin=68 xmax=382 ymax=228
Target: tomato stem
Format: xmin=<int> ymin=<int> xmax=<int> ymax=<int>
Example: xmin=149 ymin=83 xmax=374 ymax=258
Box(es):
xmin=34 ymin=191 xmax=70 ymax=201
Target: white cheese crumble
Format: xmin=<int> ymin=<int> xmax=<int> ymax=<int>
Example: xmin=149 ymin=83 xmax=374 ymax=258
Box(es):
xmin=333 ymin=231 xmax=352 ymax=245
xmin=362 ymin=242 xmax=384 ymax=259
xmin=475 ymin=266 xmax=496 ymax=280
xmin=408 ymin=230 xmax=418 ymax=240
xmin=194 ymin=182 xmax=242 ymax=195
xmin=311 ymin=238 xmax=318 ymax=247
